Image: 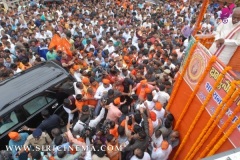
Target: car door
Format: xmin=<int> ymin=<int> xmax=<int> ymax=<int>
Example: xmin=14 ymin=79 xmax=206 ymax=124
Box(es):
xmin=21 ymin=95 xmax=56 ymax=129
xmin=0 ymin=107 xmax=29 ymax=150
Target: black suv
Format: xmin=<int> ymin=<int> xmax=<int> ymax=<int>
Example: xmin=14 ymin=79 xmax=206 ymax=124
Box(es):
xmin=0 ymin=61 xmax=75 ymax=150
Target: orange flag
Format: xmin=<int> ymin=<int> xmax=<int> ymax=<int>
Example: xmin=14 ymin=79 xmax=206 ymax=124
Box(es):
xmin=48 ymin=34 xmax=61 ymax=50
xmin=60 ymin=38 xmax=72 ymax=56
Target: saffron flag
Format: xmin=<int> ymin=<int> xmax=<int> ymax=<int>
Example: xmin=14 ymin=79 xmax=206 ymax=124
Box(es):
xmin=60 ymin=38 xmax=72 ymax=56
xmin=48 ymin=34 xmax=61 ymax=49
xmin=48 ymin=34 xmax=72 ymax=56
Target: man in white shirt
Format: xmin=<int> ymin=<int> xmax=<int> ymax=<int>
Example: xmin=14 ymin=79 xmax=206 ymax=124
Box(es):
xmin=43 ymin=27 xmax=53 ymax=39
xmin=209 ymin=7 xmax=240 ymax=65
xmin=142 ymin=18 xmax=152 ymax=28
xmin=153 ymin=101 xmax=165 ymax=120
xmin=73 ymin=82 xmax=83 ymax=95
xmin=151 ymin=140 xmax=172 ymax=160
xmin=152 ymin=85 xmax=170 ymax=107
xmin=144 ymin=94 xmax=155 ymax=110
xmin=151 ymin=130 xmax=163 ymax=148
xmin=94 ymin=79 xmax=112 ymax=116
xmin=123 ymin=29 xmax=131 ymax=41
xmin=130 ymin=148 xmax=151 ymax=160
xmin=103 ymin=40 xmax=115 ymax=54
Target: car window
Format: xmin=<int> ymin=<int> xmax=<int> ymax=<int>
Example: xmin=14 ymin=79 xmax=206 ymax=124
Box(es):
xmin=23 ymin=96 xmax=52 ymax=115
xmin=0 ymin=111 xmax=18 ymax=134
xmin=46 ymin=97 xmax=54 ymax=103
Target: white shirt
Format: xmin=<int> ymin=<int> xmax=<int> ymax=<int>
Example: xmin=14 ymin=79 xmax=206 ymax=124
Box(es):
xmin=153 ymin=108 xmax=165 ymax=120
xmin=130 ymin=152 xmax=151 ymax=160
xmin=73 ymin=82 xmax=83 ymax=95
xmin=73 ymin=72 xmax=81 ymax=82
xmin=142 ymin=22 xmax=151 ymax=28
xmin=144 ymin=100 xmax=155 ymax=110
xmin=103 ymin=45 xmax=115 ymax=54
xmin=164 ymin=62 xmax=176 ymax=70
xmin=123 ymin=32 xmax=131 ymax=41
xmin=202 ymin=23 xmax=212 ymax=31
xmin=44 ymin=30 xmax=53 ymax=38
xmin=85 ymin=44 xmax=95 ymax=52
xmin=13 ymin=68 xmax=22 ymax=74
xmin=151 ymin=145 xmax=172 ymax=160
xmin=209 ymin=18 xmax=240 ymax=65
xmin=94 ymin=84 xmax=112 ymax=99
xmin=152 ymin=90 xmax=170 ymax=106
xmin=151 ymin=134 xmax=163 ymax=148
xmin=73 ymin=108 xmax=105 ymax=133
xmin=152 ymin=120 xmax=159 ymax=129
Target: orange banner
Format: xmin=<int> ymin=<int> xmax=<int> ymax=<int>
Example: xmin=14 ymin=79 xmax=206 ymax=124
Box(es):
xmin=183 ymin=43 xmax=240 ymax=147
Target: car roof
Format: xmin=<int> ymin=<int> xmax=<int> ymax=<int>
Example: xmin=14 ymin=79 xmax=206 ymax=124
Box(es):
xmin=0 ymin=61 xmax=70 ymax=114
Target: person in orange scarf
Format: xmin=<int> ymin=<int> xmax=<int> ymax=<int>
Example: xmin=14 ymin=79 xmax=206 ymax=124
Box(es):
xmin=84 ymin=87 xmax=98 ymax=108
xmin=75 ymin=94 xmax=86 ymax=112
xmin=109 ymin=121 xmax=119 ymax=138
xmin=18 ymin=59 xmax=32 ymax=70
xmin=132 ymin=79 xmax=155 ymax=101
xmin=106 ymin=134 xmax=121 ymax=160
xmin=123 ymin=55 xmax=132 ymax=68
xmin=70 ymin=64 xmax=80 ymax=76
xmin=81 ymin=76 xmax=91 ymax=93
xmin=90 ymin=77 xmax=99 ymax=92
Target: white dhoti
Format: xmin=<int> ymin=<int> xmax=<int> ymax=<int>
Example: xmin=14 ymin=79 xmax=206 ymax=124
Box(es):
xmin=208 ymin=18 xmax=240 ymax=65
xmin=209 ymin=43 xmax=237 ymax=65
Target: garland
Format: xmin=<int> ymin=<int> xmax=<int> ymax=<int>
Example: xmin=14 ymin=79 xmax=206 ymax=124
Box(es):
xmin=208 ymin=109 xmax=240 ymax=156
xmin=174 ymin=56 xmax=217 ymax=130
xmin=172 ymin=66 xmax=231 ymax=160
xmin=186 ymin=81 xmax=237 ymax=160
xmin=199 ymin=82 xmax=240 ymax=158
xmin=192 ymin=0 xmax=210 ymax=36
xmin=166 ymin=41 xmax=198 ymax=110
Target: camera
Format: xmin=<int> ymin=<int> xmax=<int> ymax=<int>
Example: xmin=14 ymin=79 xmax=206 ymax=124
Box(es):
xmin=99 ymin=121 xmax=111 ymax=135
xmin=80 ymin=125 xmax=95 ymax=138
xmin=101 ymin=97 xmax=108 ymax=104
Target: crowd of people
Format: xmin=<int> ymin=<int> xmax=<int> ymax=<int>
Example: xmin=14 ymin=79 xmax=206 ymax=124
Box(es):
xmin=0 ymin=0 xmax=237 ymax=159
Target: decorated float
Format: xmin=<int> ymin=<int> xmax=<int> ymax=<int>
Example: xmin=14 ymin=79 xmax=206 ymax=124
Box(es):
xmin=167 ymin=0 xmax=240 ymax=159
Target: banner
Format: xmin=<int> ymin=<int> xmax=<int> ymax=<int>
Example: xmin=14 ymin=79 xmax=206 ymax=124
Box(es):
xmin=183 ymin=41 xmax=240 ymax=147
